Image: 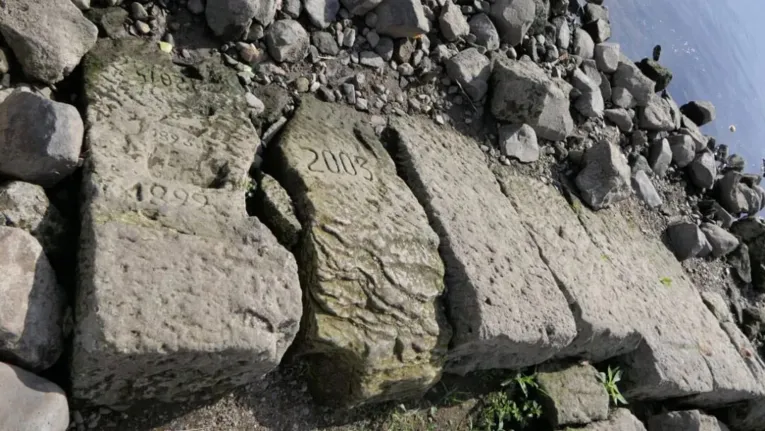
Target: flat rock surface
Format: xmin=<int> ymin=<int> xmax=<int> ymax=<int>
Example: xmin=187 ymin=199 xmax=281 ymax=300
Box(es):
xmin=0 ymin=362 xmax=69 ymax=431
xmin=273 ymin=97 xmax=449 ymax=406
xmin=388 ymin=116 xmax=577 ymax=376
xmin=71 ymin=39 xmax=302 ymax=407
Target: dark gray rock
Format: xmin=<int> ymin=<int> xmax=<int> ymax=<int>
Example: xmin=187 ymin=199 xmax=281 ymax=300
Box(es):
xmin=573 ymin=28 xmax=594 ymax=59
xmin=741 ymin=184 xmax=761 ymax=215
xmin=0 ymin=92 xmax=83 ymax=187
xmin=305 ymin=0 xmax=340 ymax=29
xmin=639 ymin=94 xmax=675 ymax=131
xmin=490 ymin=0 xmax=535 ymax=46
xmin=537 ymin=363 xmax=609 ymax=427
xmin=594 ymin=42 xmax=619 ymax=73
xmin=206 ymin=0 xmax=277 ymax=40
xmin=439 ymin=0 xmax=469 ymax=41
xmin=375 ymin=37 xmax=395 ymax=60
xmin=727 ymin=154 xmax=746 ymax=172
xmin=630 ymin=154 xmax=652 ymax=175
xmin=311 ymin=31 xmax=339 ymax=55
xmin=605 ymin=108 xmax=632 ymax=132
xmin=667 ymin=134 xmax=695 ymax=168
xmin=717 ymin=171 xmax=748 ymax=215
xmin=648 ymin=138 xmax=672 ymax=177
xmin=341 ymin=0 xmax=382 ymax=15
xmin=498 ymin=123 xmax=539 ymax=163
xmin=599 ymin=72 xmax=612 ymax=101
xmin=282 ymin=0 xmax=302 ymax=17
xmin=375 ymin=0 xmax=429 ymax=38
xmin=637 ymin=58 xmax=673 ymax=92
xmin=550 ymin=0 xmax=568 ymax=16
xmin=255 ymin=174 xmax=301 ymax=248
xmin=611 ymin=86 xmax=635 ymax=109
xmin=529 ymin=0 xmax=550 ymax=36
xmin=266 ymin=20 xmax=310 ymax=63
xmin=583 ymin=19 xmax=610 ymax=43
xmin=667 ymin=222 xmax=711 ymax=261
xmin=445 ymin=48 xmax=491 ymax=101
xmin=700 ymin=223 xmax=739 ymax=258
xmin=613 ymin=60 xmax=654 ymax=106
xmin=0 ymin=362 xmax=69 ymax=431
xmin=469 ymin=13 xmax=500 ymax=51
xmin=681 ymin=100 xmax=716 ymax=126
xmin=632 ymin=170 xmax=662 ymax=209
xmin=575 ymin=141 xmax=631 ymax=210
xmin=729 ymin=243 xmax=752 ymax=284
xmin=689 ymin=151 xmax=717 ymax=189
xmin=648 ymin=410 xmax=730 ymax=431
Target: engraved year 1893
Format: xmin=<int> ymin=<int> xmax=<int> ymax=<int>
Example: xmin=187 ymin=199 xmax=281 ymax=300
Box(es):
xmin=305 ymin=149 xmax=373 ymax=180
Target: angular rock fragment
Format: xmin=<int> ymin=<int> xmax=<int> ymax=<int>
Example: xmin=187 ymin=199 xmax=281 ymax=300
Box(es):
xmin=266 ymin=20 xmax=310 ymax=63
xmin=717 ymin=171 xmax=748 ymax=215
xmin=668 ymin=134 xmax=695 ymax=168
xmin=689 ymin=151 xmax=717 ymax=189
xmin=572 ymin=69 xmax=604 ymax=118
xmin=445 ymin=48 xmax=491 ymax=101
xmin=206 ymin=0 xmax=277 ymax=40
xmin=582 ymin=409 xmax=647 ymax=431
xmin=584 ymin=19 xmax=610 ymax=43
xmin=612 ymin=86 xmax=636 ymax=109
xmin=254 ymin=174 xmax=301 ymax=248
xmin=388 ymin=116 xmax=576 ymax=376
xmin=0 ymin=0 xmax=97 ymax=84
xmin=0 ymin=227 xmax=65 ymax=371
xmin=490 ymin=0 xmax=535 ymax=46
xmin=439 ymin=0 xmax=469 ymax=41
xmin=536 ymin=363 xmax=609 ymax=427
xmin=604 ymin=108 xmax=632 ymax=132
xmin=575 ymin=141 xmax=631 ymax=210
xmin=0 ymin=181 xmax=62 ymax=238
xmin=528 ymin=0 xmax=549 ymax=35
xmin=341 ymin=0 xmax=382 ymax=15
xmin=0 ymin=92 xmax=83 ymax=188
xmin=632 ymin=170 xmax=662 ymax=209
xmin=594 ymin=42 xmax=619 ymax=73
xmin=700 ymin=223 xmax=739 ymax=258
xmin=583 ymin=2 xmax=608 ymax=22
xmin=0 ymin=362 xmax=69 ymax=431
xmin=681 ymin=100 xmax=716 ymax=126
xmin=573 ymin=28 xmax=595 ymax=59
xmin=72 ymin=40 xmax=303 ymax=407
xmin=305 ymin=0 xmax=340 ymax=29
xmin=312 ymin=31 xmax=340 ymax=55
xmin=637 ymin=58 xmax=673 ymax=92
xmin=667 ymin=222 xmax=710 ymax=261
xmin=640 ymin=95 xmax=676 ymax=131
xmin=274 ymin=98 xmax=448 ymax=405
xmin=498 ymin=123 xmax=539 ymax=163
xmin=490 ymin=58 xmax=574 ymax=141
xmin=613 ymin=60 xmax=654 ymax=106
xmin=469 ymin=13 xmax=500 ymax=51
xmin=375 ymin=0 xmax=429 ymax=38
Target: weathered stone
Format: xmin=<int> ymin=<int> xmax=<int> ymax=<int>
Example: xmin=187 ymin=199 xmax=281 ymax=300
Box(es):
xmin=575 ymin=141 xmax=631 ymax=210
xmin=0 ymin=0 xmax=97 ymax=84
xmin=0 ymin=92 xmax=83 ymax=187
xmin=93 ymin=7 xmax=129 ymax=39
xmin=311 ymin=31 xmax=339 ymax=55
xmin=342 ymin=0 xmax=382 ymax=15
xmin=681 ymin=100 xmax=716 ymax=127
xmin=445 ymin=48 xmax=491 ymax=102
xmin=572 ymin=69 xmax=604 ymax=118
xmin=254 ymin=174 xmax=301 ymax=249
xmin=668 ymin=134 xmax=695 ymax=168
xmin=727 ymin=154 xmax=746 ymax=172
xmin=717 ymin=171 xmax=748 ymax=215
xmin=282 ymin=0 xmax=302 ymax=17
xmin=550 ymin=0 xmax=568 ymax=16
xmin=439 ymin=0 xmax=469 ymax=41
xmin=359 ymin=51 xmax=386 ymax=68
xmin=583 ymin=2 xmax=608 ymax=22
xmin=498 ymin=123 xmax=539 ymax=163
xmin=599 ymin=71 xmax=612 ymax=101
xmin=490 ymin=58 xmax=574 ymax=141
xmin=274 ymin=98 xmax=448 ymax=406
xmin=729 ymin=243 xmax=752 ymax=284
xmin=637 ymin=58 xmax=673 ymax=92
xmin=529 ymin=0 xmax=549 ymax=35
xmin=0 ymin=227 xmax=65 ymax=371
xmin=573 ymin=28 xmax=595 ymax=59
xmin=680 ymin=116 xmax=709 ymax=152
xmin=689 ymin=151 xmax=717 ymax=189
xmin=611 ymin=86 xmax=636 ymax=109
xmin=375 ymin=0 xmax=429 ymax=38
xmin=605 ymin=108 xmax=633 ymax=132
xmin=490 ymin=0 xmax=535 ymax=46
xmin=613 ymin=60 xmax=654 ymax=106
xmin=554 ymin=16 xmax=570 ymax=49
xmin=389 ymin=117 xmax=576 ymax=376
xmin=667 ymin=222 xmax=710 ymax=261
xmin=72 ymin=40 xmax=302 ymax=407
xmin=700 ymin=223 xmax=739 ymax=258
xmin=584 ymin=19 xmax=610 ymax=43
xmin=266 ymin=20 xmax=310 ymax=63
xmin=631 ymin=154 xmax=652 ymax=176
xmin=206 ymin=0 xmax=277 ymax=40
xmin=632 ymin=170 xmax=662 ymax=209
xmin=741 ymin=185 xmax=761 ymax=216
xmin=0 ymin=362 xmax=69 ymax=431
xmin=469 ymin=13 xmax=500 ymax=51
xmin=581 ymin=59 xmax=602 ymax=86
xmin=640 ymin=95 xmax=676 ymax=131
xmin=305 ymin=0 xmax=340 ymax=29
xmin=537 ymin=363 xmax=609 ymax=427
xmin=594 ymin=42 xmax=619 ymax=73
xmin=582 ymin=409 xmax=646 ymax=431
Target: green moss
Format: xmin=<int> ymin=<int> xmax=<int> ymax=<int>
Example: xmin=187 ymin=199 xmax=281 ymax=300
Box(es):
xmin=660 ymin=277 xmax=672 ymax=287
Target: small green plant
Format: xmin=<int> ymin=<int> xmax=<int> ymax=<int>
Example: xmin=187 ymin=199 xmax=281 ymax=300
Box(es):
xmin=597 ymin=366 xmax=628 ymax=406
xmin=660 ymin=277 xmax=672 ymax=287
xmin=570 ymin=200 xmax=583 ymax=215
xmin=478 ymin=373 xmax=544 ymax=431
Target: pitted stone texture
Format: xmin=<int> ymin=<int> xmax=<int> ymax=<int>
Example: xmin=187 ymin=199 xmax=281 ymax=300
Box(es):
xmin=388 ymin=117 xmax=576 ymax=376
xmin=274 ymin=97 xmax=448 ymax=406
xmin=0 ymin=362 xmax=69 ymax=431
xmin=536 ymin=363 xmax=609 ymax=427
xmin=72 ymin=40 xmax=302 ymax=407
xmin=0 ymin=181 xmax=67 ymax=257
xmin=648 ymin=410 xmax=730 ymax=431
xmin=582 ymin=409 xmax=647 ymax=431
xmin=254 ymin=174 xmax=301 ymax=248
xmin=495 ymin=171 xmax=763 ymax=406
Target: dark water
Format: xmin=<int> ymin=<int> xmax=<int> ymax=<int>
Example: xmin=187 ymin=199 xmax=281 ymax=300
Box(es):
xmin=607 ymin=0 xmax=765 ymax=174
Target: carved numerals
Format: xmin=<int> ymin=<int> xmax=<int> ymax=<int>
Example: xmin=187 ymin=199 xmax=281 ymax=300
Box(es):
xmin=305 ymin=149 xmax=373 ymax=180
xmin=143 ymin=183 xmax=209 ymax=208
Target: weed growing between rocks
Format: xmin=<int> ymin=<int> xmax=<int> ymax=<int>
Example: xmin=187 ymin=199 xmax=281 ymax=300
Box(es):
xmin=596 ymin=366 xmax=627 ymax=407
xmin=476 ymin=372 xmax=546 ymax=431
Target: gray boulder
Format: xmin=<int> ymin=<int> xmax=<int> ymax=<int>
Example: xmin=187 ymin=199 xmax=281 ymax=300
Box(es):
xmin=0 ymin=92 xmax=83 ymax=187
xmin=584 ymin=19 xmax=610 ymax=43
xmin=632 ymin=170 xmax=662 ymax=209
xmin=582 ymin=409 xmax=647 ymax=431
xmin=445 ymin=48 xmax=491 ymax=101
xmin=637 ymin=59 xmax=673 ymax=92
xmin=605 ymin=108 xmax=632 ymax=132
xmin=583 ymin=2 xmax=608 ymax=22
xmin=613 ymin=60 xmax=654 ymax=106
xmin=594 ymin=42 xmax=619 ymax=73
xmin=529 ymin=0 xmax=550 ymax=35
xmin=498 ymin=123 xmax=539 ymax=163
xmin=311 ymin=31 xmax=340 ymax=55
xmin=490 ymin=0 xmax=536 ymax=46
xmin=375 ymin=0 xmax=429 ymax=38
xmin=282 ymin=0 xmax=302 ymax=17
xmin=491 ymin=59 xmax=574 ymax=141
xmin=741 ymin=185 xmax=761 ymax=215
xmin=667 ymin=134 xmax=695 ymax=168
xmin=469 ymin=13 xmax=500 ymax=51
xmin=599 ymin=72 xmax=612 ymax=101
xmin=0 ymin=227 xmax=65 ymax=371
xmin=305 ymin=0 xmax=340 ymax=29
xmin=206 ymin=0 xmax=277 ymax=40
xmin=536 ymin=364 xmax=609 ymax=427
xmin=639 ymin=95 xmax=676 ymax=131
xmin=689 ymin=151 xmax=717 ymax=189
xmin=681 ymin=100 xmax=716 ymax=126
xmin=717 ymin=171 xmax=748 ymax=215
xmin=439 ymin=0 xmax=469 ymax=41
xmin=573 ymin=28 xmax=595 ymax=59
xmin=554 ymin=16 xmax=570 ymax=50
xmin=648 ymin=410 xmax=730 ymax=431
xmin=667 ymin=222 xmax=711 ymax=261
xmin=0 ymin=181 xmax=66 ymax=260
xmin=341 ymin=0 xmax=382 ymax=15
xmin=266 ymin=20 xmax=310 ymax=63
xmin=550 ymin=0 xmax=568 ymax=16
xmin=727 ymin=154 xmax=746 ymax=172
xmin=611 ymin=87 xmax=635 ymax=109
xmin=631 ymin=154 xmax=652 ymax=176
xmin=648 ymin=139 xmax=672 ymax=177
xmin=572 ymin=69 xmax=604 ymax=118
xmin=700 ymin=223 xmax=739 ymax=258
xmin=0 ymin=362 xmax=69 ymax=431
xmin=0 ymin=0 xmax=97 ymax=84
xmin=680 ymin=116 xmax=709 ymax=151
xmin=575 ymin=141 xmax=632 ymax=210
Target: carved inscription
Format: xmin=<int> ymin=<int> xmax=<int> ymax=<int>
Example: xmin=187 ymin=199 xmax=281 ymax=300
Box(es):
xmin=305 ymin=149 xmax=373 ymax=180
xmin=137 ymin=182 xmax=209 ymax=208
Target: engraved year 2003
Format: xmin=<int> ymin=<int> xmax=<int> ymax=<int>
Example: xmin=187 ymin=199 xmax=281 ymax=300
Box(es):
xmin=144 ymin=183 xmax=209 ymax=208
xmin=305 ymin=149 xmax=373 ymax=180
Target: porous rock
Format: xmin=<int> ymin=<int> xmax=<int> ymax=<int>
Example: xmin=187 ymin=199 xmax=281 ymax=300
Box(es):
xmin=575 ymin=141 xmax=631 ymax=210
xmin=536 ymin=363 xmax=609 ymax=427
xmin=700 ymin=223 xmax=739 ymax=258
xmin=632 ymin=170 xmax=662 ymax=209
xmin=0 ymin=0 xmax=97 ymax=84
xmin=498 ymin=123 xmax=539 ymax=163
xmin=681 ymin=100 xmax=716 ymax=126
xmin=0 ymin=362 xmax=69 ymax=431
xmin=490 ymin=58 xmax=574 ymax=141
xmin=0 ymin=92 xmax=83 ymax=187
xmin=375 ymin=0 xmax=429 ymax=38
xmin=266 ymin=20 xmax=310 ymax=63
xmin=72 ymin=40 xmax=303 ymax=407
xmin=445 ymin=48 xmax=491 ymax=101
xmin=490 ymin=0 xmax=536 ymax=46
xmin=667 ymin=222 xmax=710 ymax=261
xmin=206 ymin=0 xmax=277 ymax=40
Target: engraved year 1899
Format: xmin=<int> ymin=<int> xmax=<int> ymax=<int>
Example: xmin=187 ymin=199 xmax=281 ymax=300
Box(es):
xmin=305 ymin=149 xmax=373 ymax=180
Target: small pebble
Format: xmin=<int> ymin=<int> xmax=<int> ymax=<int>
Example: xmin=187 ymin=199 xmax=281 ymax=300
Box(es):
xmin=135 ymin=21 xmax=151 ymax=35
xmin=295 ymin=77 xmax=310 ymax=93
xmin=246 ymin=93 xmax=266 ymax=116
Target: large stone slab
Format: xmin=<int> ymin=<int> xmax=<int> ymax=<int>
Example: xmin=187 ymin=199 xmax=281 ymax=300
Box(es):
xmin=387 ymin=117 xmax=577 ymax=376
xmin=71 ymin=40 xmax=302 ymax=407
xmin=494 ymin=170 xmax=763 ymax=406
xmin=273 ymin=97 xmax=449 ymax=406
xmin=649 ymin=410 xmax=731 ymax=431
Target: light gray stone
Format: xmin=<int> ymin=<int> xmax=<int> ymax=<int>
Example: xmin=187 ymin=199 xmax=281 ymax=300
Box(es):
xmin=611 ymin=86 xmax=635 ymax=109
xmin=613 ymin=60 xmax=654 ymax=106
xmin=439 ymin=0 xmax=469 ymax=41
xmin=668 ymin=134 xmax=695 ymax=168
xmin=667 ymin=222 xmax=711 ymax=260
xmin=648 ymin=410 xmax=730 ymax=431
xmin=342 ymin=0 xmax=382 ymax=15
xmin=581 ymin=59 xmax=602 ymax=86
xmin=584 ymin=19 xmax=610 ymax=44
xmin=72 ymin=40 xmax=303 ymax=407
xmin=680 ymin=118 xmax=709 ymax=152
xmin=254 ymin=174 xmax=301 ymax=249
xmin=575 ymin=141 xmax=632 ymax=210
xmin=0 ymin=362 xmax=69 ymax=431
xmin=537 ymin=364 xmax=609 ymax=427
xmin=282 ymin=0 xmax=302 ymax=17
xmin=605 ymin=108 xmax=633 ymax=132
xmin=266 ymin=20 xmax=310 ymax=63
xmin=0 ymin=0 xmax=97 ymax=84
xmin=72 ymin=0 xmax=90 ymax=10
xmin=469 ymin=13 xmax=499 ymax=51
xmin=0 ymin=181 xmax=66 ymax=260
xmin=206 ymin=0 xmax=277 ymax=40
xmin=582 ymin=409 xmax=647 ymax=431
xmin=0 ymin=227 xmax=65 ymax=371
xmin=648 ymin=138 xmax=672 ymax=177
xmin=583 ymin=2 xmax=608 ymax=22
xmin=445 ymin=48 xmax=491 ymax=101
xmin=0 ymin=92 xmax=83 ymax=187
xmin=389 ymin=116 xmax=576 ymax=376
xmin=575 ymin=89 xmax=605 ymax=119
xmin=305 ymin=0 xmax=340 ymax=28
xmin=640 ymin=95 xmax=676 ymax=131
xmin=312 ymin=31 xmax=339 ymax=55
xmin=490 ymin=0 xmax=535 ymax=46
xmin=375 ymin=0 xmax=429 ymax=38
xmin=632 ymin=170 xmax=662 ymax=209
xmin=717 ymin=171 xmax=748 ymax=215
xmin=599 ymin=71 xmax=612 ymax=101
xmin=498 ymin=123 xmax=539 ymax=163
xmin=554 ymin=16 xmax=570 ymax=50
xmin=594 ymin=42 xmax=619 ymax=73
xmin=689 ymin=151 xmax=717 ymax=189
xmin=700 ymin=223 xmax=739 ymax=258
xmin=359 ymin=50 xmax=386 ymax=68
xmin=274 ymin=98 xmax=448 ymax=406
xmin=490 ymin=58 xmax=574 ymax=141
xmin=572 ymin=68 xmax=599 ymax=93
xmin=573 ymin=28 xmax=595 ymax=59
xmin=681 ymin=100 xmax=716 ymax=127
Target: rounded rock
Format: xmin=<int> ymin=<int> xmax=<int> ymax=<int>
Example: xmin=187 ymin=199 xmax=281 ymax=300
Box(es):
xmin=266 ymin=20 xmax=310 ymax=63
